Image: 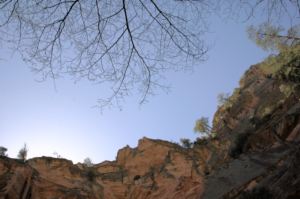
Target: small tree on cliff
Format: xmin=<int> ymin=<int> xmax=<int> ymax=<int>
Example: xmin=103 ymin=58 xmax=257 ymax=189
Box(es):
xmin=180 ymin=138 xmax=192 ymax=148
xmin=17 ymin=144 xmax=28 ymax=161
xmin=83 ymin=157 xmax=93 ymax=167
xmin=217 ymin=92 xmax=230 ymax=107
xmin=0 ymin=146 xmax=7 ymax=156
xmin=194 ymin=117 xmax=212 ymax=137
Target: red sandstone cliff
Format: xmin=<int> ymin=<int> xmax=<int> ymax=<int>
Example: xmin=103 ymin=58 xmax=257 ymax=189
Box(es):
xmin=0 ymin=137 xmax=204 ymax=199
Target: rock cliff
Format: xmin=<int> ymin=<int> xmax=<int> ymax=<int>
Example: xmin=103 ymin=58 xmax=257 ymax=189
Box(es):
xmin=1 ymin=45 xmax=300 ymax=198
xmin=0 ymin=138 xmax=204 ymax=199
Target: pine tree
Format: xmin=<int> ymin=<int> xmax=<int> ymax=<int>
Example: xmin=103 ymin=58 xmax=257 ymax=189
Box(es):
xmin=247 ymin=23 xmax=300 ymax=51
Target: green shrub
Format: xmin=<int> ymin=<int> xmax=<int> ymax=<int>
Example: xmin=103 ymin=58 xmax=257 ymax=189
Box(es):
xmin=222 ymin=88 xmax=241 ymax=110
xmin=217 ymin=92 xmax=230 ymax=107
xmin=259 ymin=106 xmax=274 ymax=118
xmin=259 ymin=45 xmax=300 ymax=76
xmin=194 ymin=137 xmax=208 ymax=146
xmin=0 ymin=147 xmax=7 ymax=157
xmin=194 ymin=117 xmax=210 ymax=135
xmin=279 ymin=84 xmax=295 ymax=98
xmin=180 ymin=138 xmax=192 ymax=148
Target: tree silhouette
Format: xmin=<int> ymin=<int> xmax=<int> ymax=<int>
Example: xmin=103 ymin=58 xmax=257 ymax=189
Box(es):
xmin=1 ymin=1 xmax=299 ymax=108
xmin=180 ymin=138 xmax=192 ymax=148
xmin=0 ymin=0 xmax=209 ymax=108
xmin=0 ymin=146 xmax=7 ymax=157
xmin=83 ymin=157 xmax=93 ymax=167
xmin=17 ymin=144 xmax=28 ymax=161
xmin=222 ymin=0 xmax=300 ymax=23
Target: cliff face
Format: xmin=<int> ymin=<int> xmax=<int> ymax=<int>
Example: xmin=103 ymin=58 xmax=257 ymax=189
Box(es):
xmin=1 ymin=46 xmax=300 ymax=199
xmin=0 ymin=138 xmax=204 ymax=199
xmin=203 ymin=45 xmax=300 ymax=198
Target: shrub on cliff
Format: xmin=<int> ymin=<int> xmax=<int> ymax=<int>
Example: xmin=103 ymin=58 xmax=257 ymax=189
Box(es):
xmin=180 ymin=138 xmax=192 ymax=148
xmin=257 ymin=44 xmax=300 ymax=77
xmin=83 ymin=157 xmax=93 ymax=167
xmin=193 ymin=137 xmax=208 ymax=146
xmin=194 ymin=117 xmax=212 ymax=136
xmin=0 ymin=146 xmax=7 ymax=157
xmin=194 ymin=117 xmax=218 ymax=140
xmin=217 ymin=92 xmax=230 ymax=107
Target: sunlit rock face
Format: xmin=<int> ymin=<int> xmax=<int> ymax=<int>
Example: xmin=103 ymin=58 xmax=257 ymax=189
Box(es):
xmin=1 ymin=46 xmax=300 ymax=198
xmin=0 ymin=137 xmax=205 ymax=199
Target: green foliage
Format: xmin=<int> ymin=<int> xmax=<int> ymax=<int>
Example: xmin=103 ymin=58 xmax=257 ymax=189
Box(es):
xmin=83 ymin=157 xmax=93 ymax=167
xmin=229 ymin=133 xmax=250 ymax=158
xmin=217 ymin=92 xmax=230 ymax=107
xmin=194 ymin=137 xmax=208 ymax=146
xmin=17 ymin=144 xmax=28 ymax=161
xmin=259 ymin=55 xmax=284 ymax=75
xmin=180 ymin=138 xmax=192 ymax=148
xmin=194 ymin=117 xmax=211 ymax=136
xmin=0 ymin=146 xmax=7 ymax=157
xmin=248 ymin=23 xmax=282 ymax=51
xmin=210 ymin=131 xmax=217 ymax=139
xmin=257 ymin=103 xmax=277 ymax=119
xmin=248 ymin=23 xmax=300 ymax=51
xmin=222 ymin=88 xmax=241 ymax=110
xmin=258 ymin=45 xmax=300 ymax=76
xmin=276 ymin=49 xmax=300 ymax=82
xmin=279 ymin=84 xmax=295 ymax=98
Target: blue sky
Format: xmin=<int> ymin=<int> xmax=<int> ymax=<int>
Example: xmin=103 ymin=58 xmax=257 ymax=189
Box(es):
xmin=0 ymin=11 xmax=269 ymax=163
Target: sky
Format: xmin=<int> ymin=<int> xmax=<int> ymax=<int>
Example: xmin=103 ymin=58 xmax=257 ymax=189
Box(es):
xmin=0 ymin=6 xmax=270 ymax=164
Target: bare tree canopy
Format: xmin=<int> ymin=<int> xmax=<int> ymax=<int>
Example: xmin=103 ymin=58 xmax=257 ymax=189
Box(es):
xmin=0 ymin=0 xmax=210 ymax=108
xmin=0 ymin=0 xmax=299 ymax=109
xmin=221 ymin=0 xmax=300 ymax=23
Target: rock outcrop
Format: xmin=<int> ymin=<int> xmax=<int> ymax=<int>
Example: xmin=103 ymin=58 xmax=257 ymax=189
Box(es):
xmin=1 ymin=45 xmax=300 ymax=198
xmin=202 ymin=45 xmax=300 ymax=198
xmin=0 ymin=138 xmax=204 ymax=199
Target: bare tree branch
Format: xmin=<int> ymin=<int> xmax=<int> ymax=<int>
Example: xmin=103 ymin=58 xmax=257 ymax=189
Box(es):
xmin=221 ymin=0 xmax=300 ymax=24
xmin=0 ymin=0 xmax=210 ymax=109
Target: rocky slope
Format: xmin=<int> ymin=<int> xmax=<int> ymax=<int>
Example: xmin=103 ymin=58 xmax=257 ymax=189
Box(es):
xmin=1 ymin=45 xmax=300 ymax=198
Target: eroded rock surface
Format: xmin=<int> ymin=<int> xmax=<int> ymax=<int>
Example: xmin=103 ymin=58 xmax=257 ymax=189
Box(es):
xmin=0 ymin=138 xmax=204 ymax=199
